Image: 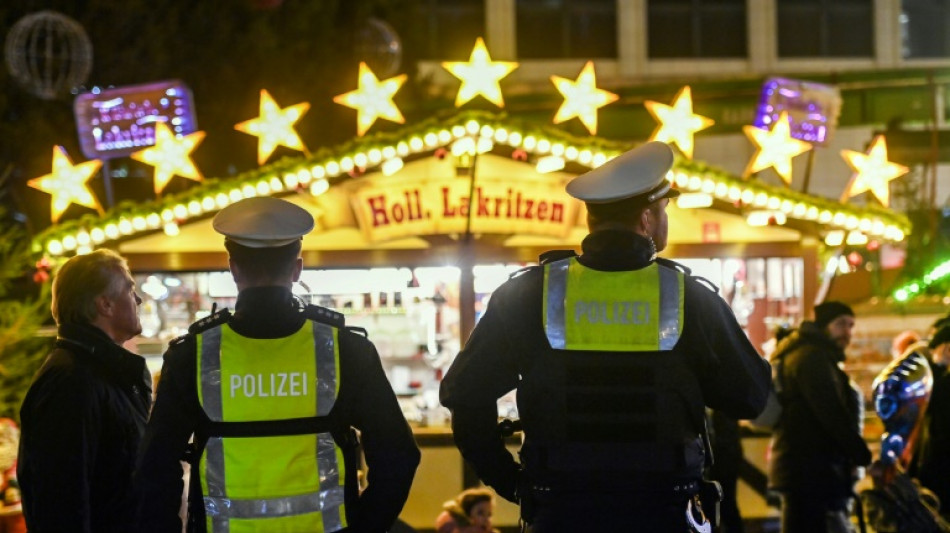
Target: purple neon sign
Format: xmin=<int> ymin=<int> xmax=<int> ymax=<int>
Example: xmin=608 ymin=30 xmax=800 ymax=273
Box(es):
xmin=753 ymin=77 xmax=841 ymax=146
xmin=73 ymin=79 xmax=198 ymax=160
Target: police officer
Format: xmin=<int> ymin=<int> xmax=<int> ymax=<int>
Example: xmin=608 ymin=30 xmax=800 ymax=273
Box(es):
xmin=440 ymin=141 xmax=771 ymax=532
xmin=135 ymin=197 xmax=420 ymax=533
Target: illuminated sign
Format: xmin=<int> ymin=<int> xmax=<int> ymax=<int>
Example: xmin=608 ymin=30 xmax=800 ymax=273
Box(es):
xmin=74 ymin=80 xmax=197 ymax=160
xmin=351 ymin=173 xmax=579 ymax=242
xmin=753 ymin=77 xmax=841 ymax=146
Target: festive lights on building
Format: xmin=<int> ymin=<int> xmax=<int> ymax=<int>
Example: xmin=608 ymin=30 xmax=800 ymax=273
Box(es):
xmin=644 ymin=86 xmax=714 ymax=160
xmin=442 ymin=37 xmax=518 ymax=108
xmin=234 ymin=89 xmax=310 ymax=165
xmin=28 ymin=146 xmax=103 ymax=223
xmin=333 ymin=62 xmax=408 ymax=137
xmin=130 ymin=122 xmax=206 ymax=195
xmin=840 ymin=135 xmax=908 ymax=207
xmin=742 ymin=111 xmax=813 ymax=185
xmin=550 ymin=61 xmax=618 ymax=135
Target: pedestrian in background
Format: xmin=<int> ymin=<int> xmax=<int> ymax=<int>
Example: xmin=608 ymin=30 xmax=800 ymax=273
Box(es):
xmin=435 ymin=487 xmax=499 ymax=533
xmin=768 ymin=301 xmax=871 ymax=533
xmin=18 ymin=249 xmax=151 ymax=532
xmin=135 ymin=197 xmax=419 ymax=533
xmin=441 ymin=141 xmax=770 ymax=532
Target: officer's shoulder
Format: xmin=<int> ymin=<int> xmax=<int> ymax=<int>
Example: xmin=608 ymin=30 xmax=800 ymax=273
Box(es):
xmin=510 ymin=250 xmax=577 ymax=280
xmin=187 ymin=307 xmax=232 ymax=334
xmin=301 ymin=303 xmax=346 ymax=328
xmin=654 ymin=257 xmax=720 ymax=294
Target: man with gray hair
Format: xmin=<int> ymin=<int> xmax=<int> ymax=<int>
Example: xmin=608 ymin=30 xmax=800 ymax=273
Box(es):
xmin=18 ymin=249 xmax=151 ymax=532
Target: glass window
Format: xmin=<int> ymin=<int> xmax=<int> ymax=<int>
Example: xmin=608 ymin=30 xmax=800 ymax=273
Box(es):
xmin=647 ymin=0 xmax=747 ymax=59
xmin=901 ymin=0 xmax=950 ymax=58
xmin=516 ymin=0 xmax=617 ymax=59
xmin=411 ymin=0 xmax=485 ymax=59
xmin=777 ymin=0 xmax=873 ymax=58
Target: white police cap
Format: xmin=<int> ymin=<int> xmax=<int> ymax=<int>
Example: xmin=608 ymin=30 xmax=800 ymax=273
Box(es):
xmin=212 ymin=196 xmax=314 ymax=248
xmin=566 ymin=141 xmax=678 ymax=204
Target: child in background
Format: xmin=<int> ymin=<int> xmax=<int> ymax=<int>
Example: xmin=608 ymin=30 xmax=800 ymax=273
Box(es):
xmin=436 ymin=487 xmax=499 ymax=533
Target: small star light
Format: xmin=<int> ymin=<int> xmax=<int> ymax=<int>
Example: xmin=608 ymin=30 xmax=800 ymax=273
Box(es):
xmin=442 ymin=37 xmax=518 ymax=108
xmin=235 ymin=89 xmax=310 ymax=165
xmin=131 ymin=122 xmax=206 ymax=195
xmin=645 ymin=86 xmax=714 ymax=159
xmin=28 ymin=146 xmax=103 ymax=223
xmin=840 ymin=135 xmax=908 ymax=207
xmin=333 ymin=62 xmax=408 ymax=136
xmin=550 ymin=61 xmax=618 ymax=135
xmin=742 ymin=111 xmax=813 ymax=185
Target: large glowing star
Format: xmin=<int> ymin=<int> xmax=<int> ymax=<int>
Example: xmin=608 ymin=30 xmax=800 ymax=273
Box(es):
xmin=442 ymin=37 xmax=518 ymax=108
xmin=550 ymin=61 xmax=618 ymax=135
xmin=840 ymin=135 xmax=908 ymax=207
xmin=28 ymin=146 xmax=103 ymax=223
xmin=333 ymin=62 xmax=407 ymax=137
xmin=742 ymin=111 xmax=813 ymax=185
xmin=235 ymin=89 xmax=310 ymax=165
xmin=645 ymin=86 xmax=713 ymax=159
xmin=131 ymin=122 xmax=206 ymax=195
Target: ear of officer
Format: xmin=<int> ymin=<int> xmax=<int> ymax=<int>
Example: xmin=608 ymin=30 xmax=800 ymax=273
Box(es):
xmin=569 ymin=141 xmax=679 ymax=241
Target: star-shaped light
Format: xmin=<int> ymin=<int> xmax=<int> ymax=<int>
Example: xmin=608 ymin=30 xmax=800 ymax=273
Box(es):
xmin=28 ymin=146 xmax=103 ymax=223
xmin=550 ymin=61 xmax=618 ymax=135
xmin=742 ymin=111 xmax=813 ymax=185
xmin=840 ymin=135 xmax=908 ymax=207
xmin=442 ymin=37 xmax=518 ymax=108
xmin=234 ymin=89 xmax=310 ymax=165
xmin=131 ymin=122 xmax=206 ymax=195
xmin=333 ymin=62 xmax=408 ymax=137
xmin=645 ymin=86 xmax=714 ymax=159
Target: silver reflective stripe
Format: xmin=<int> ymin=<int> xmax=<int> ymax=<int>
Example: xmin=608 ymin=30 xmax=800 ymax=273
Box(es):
xmin=317 ymin=432 xmax=344 ymax=531
xmin=204 ymin=437 xmax=229 ymax=533
xmin=200 ymin=326 xmax=224 ymax=421
xmin=544 ymin=259 xmax=570 ymax=349
xmin=204 ymin=485 xmax=346 ymax=520
xmin=312 ymin=321 xmax=337 ymax=416
xmin=658 ymin=267 xmax=682 ymax=351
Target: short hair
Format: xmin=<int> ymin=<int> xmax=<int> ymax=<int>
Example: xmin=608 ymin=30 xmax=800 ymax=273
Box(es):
xmin=51 ymin=249 xmax=131 ymax=326
xmin=456 ymin=488 xmax=494 ymax=517
xmin=586 ymin=196 xmax=656 ymax=229
xmin=225 ymin=239 xmax=301 ymax=283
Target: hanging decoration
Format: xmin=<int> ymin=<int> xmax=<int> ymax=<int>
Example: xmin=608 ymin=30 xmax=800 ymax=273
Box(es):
xmin=333 ymin=62 xmax=408 ymax=137
xmin=550 ymin=61 xmax=618 ymax=135
xmin=742 ymin=111 xmax=813 ymax=185
xmin=442 ymin=37 xmax=518 ymax=108
xmin=644 ymin=85 xmax=713 ymax=160
xmin=27 ymin=146 xmax=103 ymax=223
xmin=130 ymin=122 xmax=206 ymax=195
xmin=840 ymin=135 xmax=908 ymax=207
xmin=234 ymin=89 xmax=310 ymax=165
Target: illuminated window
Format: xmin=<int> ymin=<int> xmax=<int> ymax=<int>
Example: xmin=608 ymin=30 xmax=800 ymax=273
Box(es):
xmin=777 ymin=0 xmax=873 ymax=58
xmin=647 ymin=0 xmax=747 ymax=59
xmin=412 ymin=0 xmax=485 ymax=59
xmin=516 ymin=0 xmax=617 ymax=59
xmin=900 ymin=0 xmax=950 ymax=58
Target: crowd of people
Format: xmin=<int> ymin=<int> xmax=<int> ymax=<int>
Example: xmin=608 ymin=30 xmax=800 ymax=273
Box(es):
xmin=6 ymin=140 xmax=950 ymax=533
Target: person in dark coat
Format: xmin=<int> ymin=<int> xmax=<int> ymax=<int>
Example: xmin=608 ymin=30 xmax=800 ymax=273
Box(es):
xmin=768 ymin=301 xmax=871 ymax=533
xmin=910 ymin=325 xmax=950 ymax=519
xmin=17 ymin=249 xmax=152 ymax=533
xmin=440 ymin=141 xmax=771 ymax=532
xmin=134 ymin=197 xmax=420 ymax=533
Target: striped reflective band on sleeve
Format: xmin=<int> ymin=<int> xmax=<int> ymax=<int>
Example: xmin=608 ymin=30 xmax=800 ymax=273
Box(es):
xmin=198 ymin=322 xmax=344 ymax=532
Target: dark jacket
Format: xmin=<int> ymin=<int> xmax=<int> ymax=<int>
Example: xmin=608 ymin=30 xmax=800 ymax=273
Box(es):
xmin=440 ymin=230 xmax=770 ymax=528
xmin=911 ymin=365 xmax=950 ymax=518
xmin=134 ymin=286 xmax=420 ymax=533
xmin=768 ymin=321 xmax=871 ymax=497
xmin=17 ymin=323 xmax=152 ymax=533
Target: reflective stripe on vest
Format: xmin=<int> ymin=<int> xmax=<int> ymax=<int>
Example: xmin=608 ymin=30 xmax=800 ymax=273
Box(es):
xmin=197 ymin=321 xmax=345 ymax=533
xmin=543 ymin=257 xmax=684 ymax=351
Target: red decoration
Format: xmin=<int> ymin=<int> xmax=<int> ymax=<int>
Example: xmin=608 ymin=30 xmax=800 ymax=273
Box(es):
xmin=512 ymin=149 xmax=528 ymax=161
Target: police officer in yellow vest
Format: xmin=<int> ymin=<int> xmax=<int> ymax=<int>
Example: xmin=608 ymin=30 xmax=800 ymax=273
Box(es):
xmin=440 ymin=141 xmax=771 ymax=532
xmin=135 ymin=197 xmax=420 ymax=533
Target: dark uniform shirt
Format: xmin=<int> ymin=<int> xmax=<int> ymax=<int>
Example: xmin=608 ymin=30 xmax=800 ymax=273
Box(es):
xmin=19 ymin=323 xmax=152 ymax=533
xmin=440 ymin=230 xmax=770 ymax=529
xmin=134 ymin=286 xmax=420 ymax=533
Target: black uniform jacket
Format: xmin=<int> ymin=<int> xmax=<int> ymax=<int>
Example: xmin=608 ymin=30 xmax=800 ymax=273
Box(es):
xmin=440 ymin=230 xmax=771 ymax=502
xmin=768 ymin=321 xmax=871 ymax=496
xmin=134 ymin=286 xmax=420 ymax=533
xmin=18 ymin=323 xmax=152 ymax=533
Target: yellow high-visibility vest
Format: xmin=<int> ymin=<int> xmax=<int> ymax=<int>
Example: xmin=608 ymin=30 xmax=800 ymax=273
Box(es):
xmin=196 ymin=320 xmax=346 ymax=533
xmin=543 ymin=257 xmax=684 ymax=351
